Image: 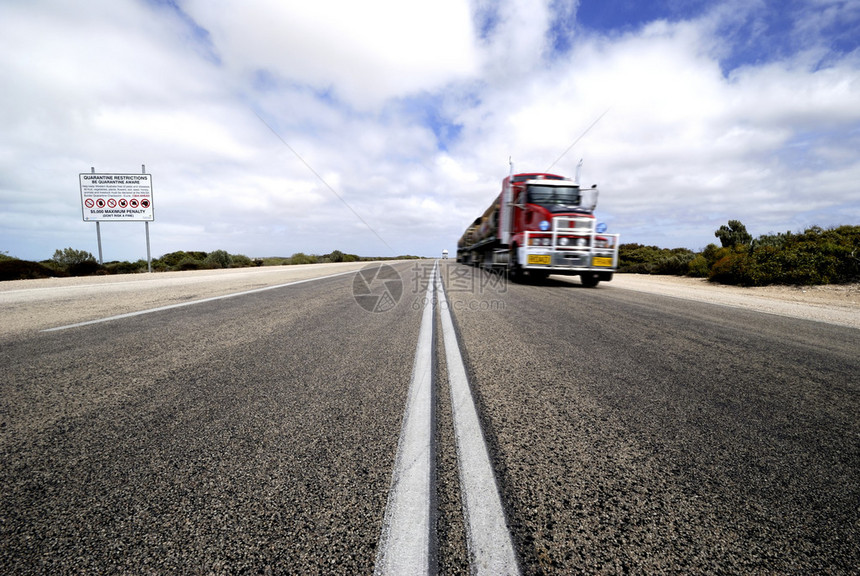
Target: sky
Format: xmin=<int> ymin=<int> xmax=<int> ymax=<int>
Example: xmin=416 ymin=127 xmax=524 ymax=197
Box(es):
xmin=1 ymin=0 xmax=859 ymax=262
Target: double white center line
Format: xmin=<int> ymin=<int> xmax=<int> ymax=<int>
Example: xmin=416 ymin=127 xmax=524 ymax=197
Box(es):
xmin=375 ymin=263 xmax=520 ymax=575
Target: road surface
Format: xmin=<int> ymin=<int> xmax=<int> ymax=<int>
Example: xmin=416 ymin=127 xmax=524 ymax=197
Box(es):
xmin=1 ymin=261 xmax=857 ymax=574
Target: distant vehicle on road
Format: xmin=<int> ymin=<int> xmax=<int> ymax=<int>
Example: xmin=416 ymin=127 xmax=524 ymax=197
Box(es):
xmin=442 ymin=249 xmax=449 ymax=259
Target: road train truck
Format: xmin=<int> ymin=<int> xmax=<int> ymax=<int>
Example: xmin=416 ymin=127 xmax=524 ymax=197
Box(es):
xmin=456 ymin=171 xmax=619 ymax=287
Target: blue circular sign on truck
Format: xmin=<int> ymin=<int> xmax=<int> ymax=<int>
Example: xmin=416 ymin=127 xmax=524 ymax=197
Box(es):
xmin=596 ymin=222 xmax=607 ymax=233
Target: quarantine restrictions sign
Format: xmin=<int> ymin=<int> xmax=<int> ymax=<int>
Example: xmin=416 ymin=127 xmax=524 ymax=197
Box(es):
xmin=80 ymin=173 xmax=154 ymax=221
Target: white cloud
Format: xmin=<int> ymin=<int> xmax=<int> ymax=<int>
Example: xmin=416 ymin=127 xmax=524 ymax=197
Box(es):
xmin=181 ymin=0 xmax=479 ymax=108
xmin=0 ymin=0 xmax=858 ymax=263
xmin=442 ymin=7 xmax=860 ymax=247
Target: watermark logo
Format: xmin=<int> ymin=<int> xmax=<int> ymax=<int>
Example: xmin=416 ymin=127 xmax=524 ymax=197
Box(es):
xmin=353 ymin=264 xmax=403 ymax=313
xmin=353 ymin=262 xmax=508 ymax=313
xmin=410 ymin=262 xmax=507 ymax=295
xmin=408 ymin=262 xmax=507 ymax=312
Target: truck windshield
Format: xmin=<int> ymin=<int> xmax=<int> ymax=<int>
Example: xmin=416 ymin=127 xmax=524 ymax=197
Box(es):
xmin=527 ymin=185 xmax=581 ymax=208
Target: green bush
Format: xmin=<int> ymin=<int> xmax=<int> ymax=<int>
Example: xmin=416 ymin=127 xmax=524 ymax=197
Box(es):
xmin=687 ymin=254 xmax=710 ymax=277
xmin=103 ymin=260 xmax=148 ymax=274
xmin=617 ymin=223 xmax=858 ymax=286
xmin=706 ymin=225 xmax=860 ymax=286
xmin=258 ymin=257 xmax=290 ymax=266
xmin=68 ymin=260 xmax=102 ymax=277
xmin=288 ymin=252 xmax=318 ymax=265
xmin=715 ymin=220 xmax=752 ymax=248
xmin=231 ymin=254 xmax=253 ymax=267
xmin=0 ymin=259 xmax=60 ymax=280
xmin=52 ymin=247 xmax=96 ymax=269
xmin=156 ymin=251 xmax=207 ymax=269
xmin=176 ymin=257 xmax=204 ymax=270
xmin=204 ymin=249 xmax=233 ymax=269
xmin=618 ymin=244 xmax=695 ymax=275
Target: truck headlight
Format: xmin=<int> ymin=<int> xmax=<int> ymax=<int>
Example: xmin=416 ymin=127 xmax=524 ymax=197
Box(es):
xmin=559 ymin=237 xmax=570 ymax=246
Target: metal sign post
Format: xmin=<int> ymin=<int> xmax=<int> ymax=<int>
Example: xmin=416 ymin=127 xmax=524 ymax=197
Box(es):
xmin=142 ymin=164 xmax=152 ymax=272
xmin=91 ymin=167 xmax=104 ymax=264
xmin=80 ymin=166 xmax=155 ymax=271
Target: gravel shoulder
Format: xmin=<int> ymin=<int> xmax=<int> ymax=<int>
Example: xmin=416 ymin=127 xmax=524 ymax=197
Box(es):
xmin=600 ymin=274 xmax=860 ymax=330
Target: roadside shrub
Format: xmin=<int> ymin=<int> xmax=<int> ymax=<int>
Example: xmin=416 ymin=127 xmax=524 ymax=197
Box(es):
xmin=687 ymin=254 xmax=710 ymax=277
xmin=704 ymin=225 xmax=860 ymax=286
xmin=231 ymin=254 xmax=253 ymax=267
xmin=288 ymin=252 xmax=318 ymax=265
xmin=176 ymin=257 xmax=204 ymax=270
xmin=618 ymin=244 xmax=695 ymax=275
xmin=103 ymin=260 xmax=148 ymax=274
xmin=204 ymin=249 xmax=233 ymax=269
xmin=701 ymin=243 xmax=725 ymax=268
xmin=157 ymin=251 xmax=207 ymax=269
xmin=709 ymin=252 xmax=751 ymax=285
xmin=52 ymin=247 xmax=96 ymax=269
xmin=258 ymin=257 xmax=289 ymax=266
xmin=715 ymin=220 xmax=752 ymax=248
xmin=656 ymin=251 xmax=695 ymax=275
xmin=0 ymin=259 xmax=61 ymax=281
xmin=40 ymin=259 xmax=68 ymax=274
xmin=68 ymin=259 xmax=102 ymax=277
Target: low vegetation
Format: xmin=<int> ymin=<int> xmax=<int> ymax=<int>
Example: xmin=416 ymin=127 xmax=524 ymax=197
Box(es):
xmin=4 ymin=221 xmax=856 ymax=286
xmin=619 ymin=221 xmax=860 ymax=286
xmin=0 ymin=248 xmax=422 ymax=281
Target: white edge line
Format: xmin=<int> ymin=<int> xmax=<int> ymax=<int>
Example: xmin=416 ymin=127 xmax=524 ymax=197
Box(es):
xmin=40 ymin=269 xmax=358 ymax=332
xmin=435 ymin=270 xmax=521 ymax=576
xmin=374 ymin=261 xmax=436 ymax=575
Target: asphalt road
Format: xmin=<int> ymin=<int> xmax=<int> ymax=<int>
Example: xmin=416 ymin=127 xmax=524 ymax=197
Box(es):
xmin=1 ymin=261 xmax=858 ymax=574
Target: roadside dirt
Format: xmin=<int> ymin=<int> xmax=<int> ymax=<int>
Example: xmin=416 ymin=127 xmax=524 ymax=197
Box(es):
xmin=607 ymin=274 xmax=860 ymax=330
xmin=1 ymin=266 xmax=858 ymax=338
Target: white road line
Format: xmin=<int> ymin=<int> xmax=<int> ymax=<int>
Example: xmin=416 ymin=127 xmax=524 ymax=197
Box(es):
xmin=375 ymin=262 xmax=437 ymax=576
xmin=40 ymin=269 xmax=359 ymax=333
xmin=435 ymin=270 xmax=521 ymax=575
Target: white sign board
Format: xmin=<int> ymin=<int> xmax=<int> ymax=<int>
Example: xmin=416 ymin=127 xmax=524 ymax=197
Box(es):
xmin=79 ymin=173 xmax=154 ymax=222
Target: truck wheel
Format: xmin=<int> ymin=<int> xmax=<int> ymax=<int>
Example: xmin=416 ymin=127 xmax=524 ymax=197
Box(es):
xmin=508 ymin=245 xmax=522 ymax=282
xmin=580 ymin=273 xmax=600 ymax=288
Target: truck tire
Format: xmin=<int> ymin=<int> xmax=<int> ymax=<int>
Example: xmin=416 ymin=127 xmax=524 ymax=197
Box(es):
xmin=580 ymin=273 xmax=600 ymax=288
xmin=529 ymin=270 xmax=549 ymax=282
xmin=508 ymin=245 xmax=522 ymax=282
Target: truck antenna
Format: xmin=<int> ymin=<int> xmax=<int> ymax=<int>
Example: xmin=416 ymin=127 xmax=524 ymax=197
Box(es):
xmin=544 ymin=107 xmax=611 ymax=173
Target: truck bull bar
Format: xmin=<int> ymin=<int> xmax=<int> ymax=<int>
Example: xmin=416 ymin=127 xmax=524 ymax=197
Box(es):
xmin=521 ymin=215 xmax=620 ymax=271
